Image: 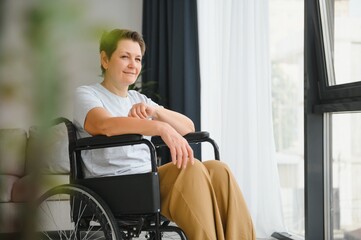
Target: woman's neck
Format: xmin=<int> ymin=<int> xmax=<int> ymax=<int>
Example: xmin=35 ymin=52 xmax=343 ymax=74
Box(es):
xmin=101 ymin=80 xmax=128 ymax=97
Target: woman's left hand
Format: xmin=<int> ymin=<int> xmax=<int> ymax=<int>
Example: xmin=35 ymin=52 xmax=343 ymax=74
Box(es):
xmin=128 ymin=103 xmax=158 ymax=119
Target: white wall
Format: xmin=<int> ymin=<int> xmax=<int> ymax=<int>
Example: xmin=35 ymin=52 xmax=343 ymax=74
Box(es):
xmin=0 ymin=0 xmax=143 ymax=128
xmin=61 ymin=0 xmax=143 ymax=120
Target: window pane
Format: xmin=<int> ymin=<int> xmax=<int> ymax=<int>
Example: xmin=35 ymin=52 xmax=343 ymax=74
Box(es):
xmin=331 ymin=112 xmax=361 ymax=239
xmin=334 ymin=0 xmax=361 ymax=85
xmin=270 ymin=0 xmax=305 ymax=236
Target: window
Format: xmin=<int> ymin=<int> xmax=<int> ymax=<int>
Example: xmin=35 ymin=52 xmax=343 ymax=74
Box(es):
xmin=333 ymin=0 xmax=361 ymax=85
xmin=305 ymin=0 xmax=361 ymax=238
xmin=328 ymin=112 xmax=361 ymax=239
xmin=318 ymin=0 xmax=361 ymax=100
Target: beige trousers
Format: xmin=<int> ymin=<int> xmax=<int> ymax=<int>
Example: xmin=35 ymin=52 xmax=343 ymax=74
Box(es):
xmin=158 ymin=160 xmax=256 ymax=240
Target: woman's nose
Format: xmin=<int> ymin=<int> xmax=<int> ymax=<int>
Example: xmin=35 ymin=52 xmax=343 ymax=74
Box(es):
xmin=128 ymin=59 xmax=137 ymax=68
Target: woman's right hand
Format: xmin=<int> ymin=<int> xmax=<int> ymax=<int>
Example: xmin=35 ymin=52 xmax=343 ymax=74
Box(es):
xmin=159 ymin=123 xmax=194 ymax=169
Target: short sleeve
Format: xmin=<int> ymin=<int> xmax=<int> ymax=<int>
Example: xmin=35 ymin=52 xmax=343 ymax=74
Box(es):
xmin=73 ymin=86 xmax=103 ymax=128
xmin=145 ymin=96 xmax=160 ymax=108
xmin=128 ymin=90 xmax=161 ymax=108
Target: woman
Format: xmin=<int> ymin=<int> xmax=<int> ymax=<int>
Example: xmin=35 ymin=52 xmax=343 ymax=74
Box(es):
xmin=74 ymin=29 xmax=255 ymax=240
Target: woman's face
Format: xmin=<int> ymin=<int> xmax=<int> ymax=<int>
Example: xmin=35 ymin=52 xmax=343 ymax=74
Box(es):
xmin=102 ymin=39 xmax=142 ymax=87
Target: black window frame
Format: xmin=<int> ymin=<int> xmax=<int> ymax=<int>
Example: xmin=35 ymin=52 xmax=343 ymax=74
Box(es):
xmin=305 ymin=0 xmax=361 ymax=239
xmin=315 ymin=0 xmax=361 ymax=112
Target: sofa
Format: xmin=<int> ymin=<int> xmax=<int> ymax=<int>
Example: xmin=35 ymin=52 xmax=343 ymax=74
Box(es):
xmin=0 ymin=122 xmax=70 ymax=233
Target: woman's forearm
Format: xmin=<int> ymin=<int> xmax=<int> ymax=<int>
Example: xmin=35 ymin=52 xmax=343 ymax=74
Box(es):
xmin=84 ymin=106 xmax=194 ymax=138
xmin=152 ymin=107 xmax=195 ymax=136
xmin=92 ymin=116 xmax=169 ymax=137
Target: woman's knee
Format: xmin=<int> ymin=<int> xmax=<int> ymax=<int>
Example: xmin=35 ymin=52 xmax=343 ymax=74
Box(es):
xmin=203 ymin=160 xmax=233 ymax=183
xmin=161 ymin=159 xmax=208 ymax=181
xmin=183 ymin=159 xmax=208 ymax=177
xmin=204 ymin=160 xmax=230 ymax=172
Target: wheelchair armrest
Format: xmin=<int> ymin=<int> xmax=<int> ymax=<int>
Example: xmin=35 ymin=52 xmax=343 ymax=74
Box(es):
xmin=151 ymin=131 xmax=210 ymax=146
xmin=151 ymin=131 xmax=220 ymax=160
xmin=74 ymin=134 xmax=158 ymax=172
xmin=76 ymin=134 xmax=143 ymax=150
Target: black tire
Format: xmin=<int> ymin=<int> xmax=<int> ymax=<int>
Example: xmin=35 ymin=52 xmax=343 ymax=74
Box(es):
xmin=34 ymin=184 xmax=121 ymax=240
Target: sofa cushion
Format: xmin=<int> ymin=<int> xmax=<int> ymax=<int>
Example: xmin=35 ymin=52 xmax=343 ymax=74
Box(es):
xmin=0 ymin=175 xmax=19 ymax=202
xmin=0 ymin=129 xmax=27 ymax=176
xmin=11 ymin=174 xmax=69 ymax=202
xmin=26 ymin=122 xmax=70 ymax=174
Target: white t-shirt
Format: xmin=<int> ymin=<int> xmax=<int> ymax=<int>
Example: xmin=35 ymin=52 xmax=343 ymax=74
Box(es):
xmin=73 ymin=83 xmax=160 ymax=177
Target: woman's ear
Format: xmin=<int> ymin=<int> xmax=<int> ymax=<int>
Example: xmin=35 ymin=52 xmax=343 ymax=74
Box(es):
xmin=100 ymin=51 xmax=109 ymax=70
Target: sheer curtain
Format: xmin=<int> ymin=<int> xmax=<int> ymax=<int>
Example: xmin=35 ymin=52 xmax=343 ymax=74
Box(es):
xmin=197 ymin=0 xmax=285 ymax=237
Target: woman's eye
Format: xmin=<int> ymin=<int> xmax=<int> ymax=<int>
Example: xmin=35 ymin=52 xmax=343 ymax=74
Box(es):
xmin=135 ymin=58 xmax=141 ymax=62
xmin=121 ymin=56 xmax=128 ymax=59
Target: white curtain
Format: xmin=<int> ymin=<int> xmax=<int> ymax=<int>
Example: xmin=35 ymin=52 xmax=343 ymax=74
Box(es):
xmin=197 ymin=0 xmax=286 ymax=237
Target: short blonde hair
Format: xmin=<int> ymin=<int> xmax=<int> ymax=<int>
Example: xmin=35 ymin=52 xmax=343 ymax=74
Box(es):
xmin=99 ymin=29 xmax=146 ymax=75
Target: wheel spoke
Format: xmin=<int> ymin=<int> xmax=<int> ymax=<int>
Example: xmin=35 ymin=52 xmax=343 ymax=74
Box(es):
xmin=34 ymin=185 xmax=120 ymax=240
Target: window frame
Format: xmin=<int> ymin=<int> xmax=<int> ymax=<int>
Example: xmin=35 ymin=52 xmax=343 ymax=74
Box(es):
xmin=317 ymin=0 xmax=361 ymax=106
xmin=305 ymin=0 xmax=361 ymax=239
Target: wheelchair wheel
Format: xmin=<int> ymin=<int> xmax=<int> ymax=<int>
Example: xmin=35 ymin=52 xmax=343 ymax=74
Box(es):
xmin=34 ymin=184 xmax=121 ymax=240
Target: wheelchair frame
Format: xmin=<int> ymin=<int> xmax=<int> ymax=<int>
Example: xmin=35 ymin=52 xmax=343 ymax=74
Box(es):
xmin=35 ymin=117 xmax=220 ymax=240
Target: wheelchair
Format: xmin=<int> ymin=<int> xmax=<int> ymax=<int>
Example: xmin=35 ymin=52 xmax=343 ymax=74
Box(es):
xmin=34 ymin=118 xmax=220 ymax=240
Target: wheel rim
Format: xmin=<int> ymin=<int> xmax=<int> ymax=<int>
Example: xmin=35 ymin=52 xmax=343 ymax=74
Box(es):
xmin=35 ymin=185 xmax=119 ymax=240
